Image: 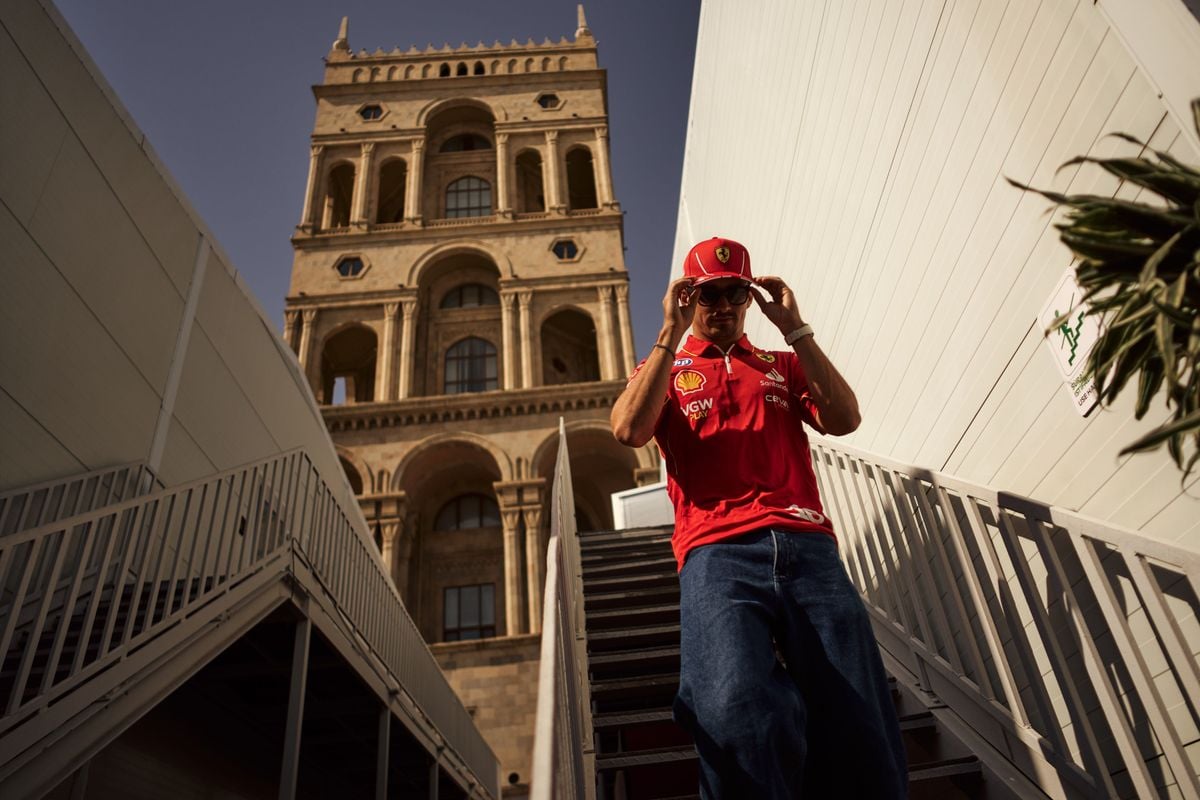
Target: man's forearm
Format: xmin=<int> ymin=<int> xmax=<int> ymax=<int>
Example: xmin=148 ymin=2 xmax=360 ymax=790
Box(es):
xmin=611 ymin=326 xmax=683 ymax=446
xmin=791 ymin=335 xmax=861 ymax=435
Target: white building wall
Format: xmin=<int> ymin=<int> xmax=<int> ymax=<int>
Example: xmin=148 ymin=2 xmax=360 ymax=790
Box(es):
xmin=0 ymin=0 xmax=360 ymax=520
xmin=673 ymin=0 xmax=1200 ymax=547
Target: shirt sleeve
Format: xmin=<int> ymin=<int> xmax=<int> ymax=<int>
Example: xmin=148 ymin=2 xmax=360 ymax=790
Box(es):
xmin=785 ymin=352 xmax=827 ymax=435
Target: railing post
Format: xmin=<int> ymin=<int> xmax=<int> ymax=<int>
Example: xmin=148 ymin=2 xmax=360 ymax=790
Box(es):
xmin=278 ymin=617 xmax=311 ymax=800
xmin=376 ymin=705 xmax=390 ymax=800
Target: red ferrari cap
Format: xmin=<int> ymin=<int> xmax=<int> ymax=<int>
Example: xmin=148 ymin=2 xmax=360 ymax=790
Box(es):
xmin=683 ymin=237 xmax=752 ymax=285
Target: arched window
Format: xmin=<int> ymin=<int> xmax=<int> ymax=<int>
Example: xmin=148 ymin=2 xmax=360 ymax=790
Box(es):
xmin=515 ymin=151 xmax=545 ymax=213
xmin=434 ymin=493 xmax=501 ymax=530
xmin=323 ymin=163 xmax=356 ymax=228
xmin=441 ymin=284 xmax=499 ymax=309
xmin=339 ymin=457 xmax=364 ymax=495
xmin=565 ymin=148 xmax=598 ymax=210
xmin=439 ymin=63 xmax=450 ymax=77
xmin=321 ymin=325 xmax=377 ymax=404
xmin=440 ymin=134 xmax=491 ymax=153
xmin=375 ymin=159 xmax=407 ymax=223
xmin=473 ymin=61 xmax=485 ymax=75
xmin=444 ymin=337 xmax=497 ymax=393
xmin=445 ymin=176 xmax=492 ymax=218
xmin=541 ymin=309 xmax=600 ymax=385
xmin=456 ymin=63 xmax=468 ymax=76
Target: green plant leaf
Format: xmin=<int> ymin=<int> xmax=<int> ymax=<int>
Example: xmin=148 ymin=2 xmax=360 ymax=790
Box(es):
xmin=1118 ymin=407 xmax=1200 ymax=455
xmin=1139 ymin=229 xmax=1188 ymax=288
xmin=1107 ymin=132 xmax=1200 ymax=179
xmin=1136 ymin=357 xmax=1165 ymax=418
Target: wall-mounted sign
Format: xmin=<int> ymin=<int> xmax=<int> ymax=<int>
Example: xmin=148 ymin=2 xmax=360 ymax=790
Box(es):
xmin=1039 ymin=268 xmax=1100 ymax=416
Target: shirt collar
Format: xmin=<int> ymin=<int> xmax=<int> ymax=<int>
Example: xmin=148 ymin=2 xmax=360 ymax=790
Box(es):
xmin=680 ymin=333 xmax=755 ymax=357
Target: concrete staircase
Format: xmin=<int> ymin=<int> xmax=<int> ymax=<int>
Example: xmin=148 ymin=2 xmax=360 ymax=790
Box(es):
xmin=579 ymin=524 xmax=1042 ymax=800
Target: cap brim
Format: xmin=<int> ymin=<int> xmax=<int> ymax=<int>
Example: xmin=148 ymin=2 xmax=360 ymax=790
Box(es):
xmin=690 ymin=274 xmax=752 ymax=286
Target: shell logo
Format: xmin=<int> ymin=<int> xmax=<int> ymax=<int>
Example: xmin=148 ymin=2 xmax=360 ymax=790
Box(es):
xmin=674 ymin=369 xmax=707 ymax=395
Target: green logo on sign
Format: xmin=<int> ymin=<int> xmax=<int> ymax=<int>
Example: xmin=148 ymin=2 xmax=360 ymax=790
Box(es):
xmin=1056 ymin=308 xmax=1086 ymax=367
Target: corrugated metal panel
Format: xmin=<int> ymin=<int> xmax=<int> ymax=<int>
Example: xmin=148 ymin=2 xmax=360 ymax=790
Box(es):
xmin=674 ymin=0 xmax=1200 ymax=548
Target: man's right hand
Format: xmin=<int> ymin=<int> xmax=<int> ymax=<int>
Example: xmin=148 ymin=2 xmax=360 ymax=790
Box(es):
xmin=663 ymin=276 xmax=697 ymax=342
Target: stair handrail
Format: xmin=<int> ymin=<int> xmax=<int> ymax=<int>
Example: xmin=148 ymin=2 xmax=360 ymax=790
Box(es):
xmin=0 ymin=448 xmax=499 ymax=799
xmin=531 ymin=421 xmax=593 ymax=800
xmin=809 ymin=437 xmax=1200 ymax=799
xmin=0 ymin=461 xmax=159 ymax=537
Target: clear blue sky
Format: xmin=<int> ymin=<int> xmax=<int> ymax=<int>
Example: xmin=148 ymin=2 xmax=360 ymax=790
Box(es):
xmin=54 ymin=0 xmax=700 ymax=358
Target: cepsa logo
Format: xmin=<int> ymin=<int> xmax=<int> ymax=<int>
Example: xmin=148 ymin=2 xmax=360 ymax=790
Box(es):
xmin=765 ymin=393 xmax=790 ymax=409
xmin=681 ymin=397 xmax=714 ymax=422
xmin=674 ymin=369 xmax=706 ymax=395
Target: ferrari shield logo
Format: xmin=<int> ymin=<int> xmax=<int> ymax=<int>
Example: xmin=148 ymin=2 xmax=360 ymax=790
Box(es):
xmin=715 ymin=246 xmax=731 ymax=264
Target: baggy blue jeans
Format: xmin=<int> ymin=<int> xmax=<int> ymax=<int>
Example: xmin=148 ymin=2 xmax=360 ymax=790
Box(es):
xmin=672 ymin=528 xmax=908 ymax=799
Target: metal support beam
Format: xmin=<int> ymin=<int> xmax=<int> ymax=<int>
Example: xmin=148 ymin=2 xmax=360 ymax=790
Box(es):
xmin=428 ymin=751 xmax=440 ymax=800
xmin=278 ymin=618 xmax=311 ymax=800
xmin=376 ymin=706 xmax=390 ymax=800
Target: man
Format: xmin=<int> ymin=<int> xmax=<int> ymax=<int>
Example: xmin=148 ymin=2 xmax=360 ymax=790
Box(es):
xmin=611 ymin=237 xmax=907 ymax=798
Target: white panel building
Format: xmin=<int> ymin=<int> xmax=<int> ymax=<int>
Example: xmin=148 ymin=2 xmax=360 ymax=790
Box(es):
xmin=671 ymin=0 xmax=1200 ymax=545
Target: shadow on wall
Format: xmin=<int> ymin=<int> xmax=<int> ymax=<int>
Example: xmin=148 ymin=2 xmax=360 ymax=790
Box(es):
xmin=818 ymin=452 xmax=1199 ymax=799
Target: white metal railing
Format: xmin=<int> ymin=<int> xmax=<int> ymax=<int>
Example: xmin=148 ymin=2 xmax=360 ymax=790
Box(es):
xmin=0 ymin=462 xmax=157 ymax=537
xmin=809 ymin=438 xmax=1200 ymax=800
xmin=0 ymin=449 xmax=498 ymax=798
xmin=531 ymin=421 xmax=592 ymax=800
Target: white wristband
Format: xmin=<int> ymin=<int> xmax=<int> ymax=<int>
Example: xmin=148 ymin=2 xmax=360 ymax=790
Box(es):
xmin=785 ymin=324 xmax=814 ymax=346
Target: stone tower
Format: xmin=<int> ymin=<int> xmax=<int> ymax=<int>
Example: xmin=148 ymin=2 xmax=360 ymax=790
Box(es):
xmin=282 ymin=7 xmax=657 ymax=790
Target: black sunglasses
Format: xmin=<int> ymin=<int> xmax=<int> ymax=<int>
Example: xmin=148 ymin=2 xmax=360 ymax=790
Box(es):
xmin=697 ymin=283 xmax=751 ymax=306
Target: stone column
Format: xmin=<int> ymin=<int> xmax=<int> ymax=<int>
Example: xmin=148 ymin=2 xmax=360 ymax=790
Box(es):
xmin=299 ymin=145 xmax=324 ymax=230
xmin=352 ymin=142 xmax=375 ymax=227
xmin=390 ymin=499 xmax=417 ymax=605
xmin=595 ymin=286 xmax=618 ymax=380
xmin=298 ymin=308 xmax=318 ymax=382
xmin=544 ymin=130 xmax=563 ymax=213
xmin=501 ymin=508 xmax=524 ymax=635
xmin=397 ymin=297 xmax=418 ymax=398
xmin=406 ymin=138 xmax=425 ymax=224
xmin=614 ymin=283 xmax=636 ymax=375
xmin=523 ymin=505 xmax=544 ymax=634
xmin=495 ymin=132 xmax=511 ymax=217
xmin=518 ymin=290 xmax=534 ymax=388
xmin=500 ymin=291 xmax=517 ymax=390
xmin=378 ymin=302 xmax=399 ymax=401
xmin=379 ymin=520 xmax=400 ymax=579
xmin=283 ymin=309 xmax=299 ymax=352
xmin=594 ymin=125 xmax=614 ymax=207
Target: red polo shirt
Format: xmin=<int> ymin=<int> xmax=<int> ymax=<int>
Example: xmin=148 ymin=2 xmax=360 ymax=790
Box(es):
xmin=631 ymin=334 xmax=837 ymax=569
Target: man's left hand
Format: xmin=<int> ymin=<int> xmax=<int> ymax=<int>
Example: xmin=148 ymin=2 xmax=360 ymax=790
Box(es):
xmin=751 ymin=276 xmax=803 ymax=333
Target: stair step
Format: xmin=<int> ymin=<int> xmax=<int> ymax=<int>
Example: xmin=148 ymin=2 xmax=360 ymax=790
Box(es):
xmin=593 ymin=707 xmax=675 ymax=729
xmin=584 ymin=585 xmax=679 ymax=611
xmin=594 ymin=744 xmax=695 ymax=771
xmin=579 ymin=528 xmax=674 ymax=549
xmin=583 ymin=571 xmax=678 ymax=592
xmin=586 ymin=602 xmax=679 ymax=627
xmin=582 ymin=555 xmax=678 ymax=577
xmin=590 ymin=672 xmax=678 ymax=699
xmin=588 ymin=622 xmax=680 ymax=651
xmin=898 ymin=711 xmax=938 ymax=732
xmin=581 ymin=541 xmax=673 ymax=563
xmin=589 ymin=645 xmax=680 ymax=669
xmin=908 ymin=755 xmax=982 ymax=782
